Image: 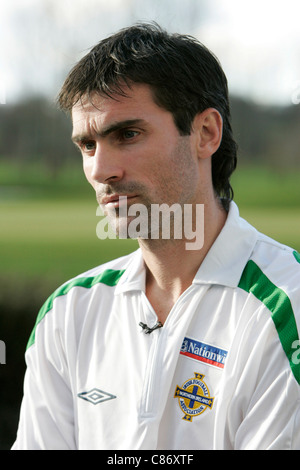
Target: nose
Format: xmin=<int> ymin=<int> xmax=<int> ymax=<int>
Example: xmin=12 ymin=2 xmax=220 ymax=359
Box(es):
xmin=90 ymin=143 xmax=124 ymax=184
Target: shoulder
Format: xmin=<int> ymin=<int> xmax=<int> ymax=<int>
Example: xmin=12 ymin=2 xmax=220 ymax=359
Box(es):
xmin=240 ymin=232 xmax=300 ymax=301
xmin=26 ymin=249 xmax=140 ymax=350
xmin=238 ymin=232 xmax=300 ymax=384
xmin=47 ymin=248 xmax=138 ymax=303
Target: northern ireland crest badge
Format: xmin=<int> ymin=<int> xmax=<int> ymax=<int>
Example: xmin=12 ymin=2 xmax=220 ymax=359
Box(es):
xmin=174 ymin=373 xmax=214 ymax=421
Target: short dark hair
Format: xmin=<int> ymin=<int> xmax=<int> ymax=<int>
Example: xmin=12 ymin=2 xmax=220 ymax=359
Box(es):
xmin=58 ymin=22 xmax=237 ymax=206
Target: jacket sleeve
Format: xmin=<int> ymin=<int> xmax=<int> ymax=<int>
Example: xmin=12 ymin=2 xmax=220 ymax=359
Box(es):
xmin=233 ymin=343 xmax=300 ymax=450
xmin=11 ymin=295 xmax=77 ymax=450
xmin=217 ymin=303 xmax=300 ymax=450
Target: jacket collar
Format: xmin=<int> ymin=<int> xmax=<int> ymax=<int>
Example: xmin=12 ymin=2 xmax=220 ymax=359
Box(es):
xmin=115 ymin=201 xmax=258 ymax=293
xmin=192 ymin=201 xmax=258 ymax=287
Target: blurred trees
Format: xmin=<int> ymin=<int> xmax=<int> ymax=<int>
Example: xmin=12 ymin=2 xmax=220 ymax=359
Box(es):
xmin=231 ymin=97 xmax=300 ymax=168
xmin=0 ymin=97 xmax=75 ymax=177
xmin=0 ymin=95 xmax=300 ymax=171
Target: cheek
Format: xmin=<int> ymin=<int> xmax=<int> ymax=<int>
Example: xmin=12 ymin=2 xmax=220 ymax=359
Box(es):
xmin=82 ymin=160 xmax=95 ymax=187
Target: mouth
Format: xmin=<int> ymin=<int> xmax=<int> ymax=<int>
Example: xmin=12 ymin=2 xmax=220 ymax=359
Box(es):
xmin=100 ymin=194 xmax=138 ymax=209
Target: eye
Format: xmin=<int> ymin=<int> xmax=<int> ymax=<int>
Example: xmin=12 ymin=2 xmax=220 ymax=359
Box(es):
xmin=82 ymin=140 xmax=96 ymax=151
xmin=77 ymin=140 xmax=96 ymax=154
xmin=120 ymin=129 xmax=140 ymax=141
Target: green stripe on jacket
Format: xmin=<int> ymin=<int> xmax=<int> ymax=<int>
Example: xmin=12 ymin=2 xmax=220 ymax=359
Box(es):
xmin=26 ymin=269 xmax=125 ymax=350
xmin=238 ymin=260 xmax=300 ymax=384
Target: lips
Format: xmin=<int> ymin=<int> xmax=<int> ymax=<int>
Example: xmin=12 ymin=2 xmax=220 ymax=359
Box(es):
xmin=101 ymin=194 xmax=137 ymax=208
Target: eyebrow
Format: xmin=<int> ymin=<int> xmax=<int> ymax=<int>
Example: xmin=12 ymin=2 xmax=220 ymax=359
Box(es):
xmin=71 ymin=119 xmax=147 ymax=143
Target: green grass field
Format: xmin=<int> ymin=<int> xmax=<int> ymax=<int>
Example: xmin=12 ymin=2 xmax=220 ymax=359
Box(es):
xmin=0 ymin=199 xmax=138 ymax=281
xmin=1 ymin=163 xmax=300 ymax=292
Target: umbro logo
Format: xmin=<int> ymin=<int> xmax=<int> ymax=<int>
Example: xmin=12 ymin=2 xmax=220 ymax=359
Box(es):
xmin=78 ymin=388 xmax=116 ymax=405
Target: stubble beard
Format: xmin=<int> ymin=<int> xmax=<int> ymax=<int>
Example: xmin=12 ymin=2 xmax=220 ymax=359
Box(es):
xmin=96 ymin=182 xmax=153 ymax=239
xmin=95 ymin=136 xmax=199 ymax=242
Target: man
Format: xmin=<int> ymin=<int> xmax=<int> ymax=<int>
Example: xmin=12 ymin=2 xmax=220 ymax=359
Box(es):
xmin=12 ymin=23 xmax=300 ymax=450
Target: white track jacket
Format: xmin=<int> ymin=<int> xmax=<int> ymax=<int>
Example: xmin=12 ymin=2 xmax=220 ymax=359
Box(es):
xmin=12 ymin=202 xmax=300 ymax=450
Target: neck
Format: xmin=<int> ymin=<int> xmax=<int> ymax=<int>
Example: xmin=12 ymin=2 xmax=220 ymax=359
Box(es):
xmin=138 ymin=197 xmax=227 ymax=323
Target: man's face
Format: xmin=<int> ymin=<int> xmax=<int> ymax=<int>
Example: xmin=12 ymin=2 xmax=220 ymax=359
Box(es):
xmin=71 ymin=84 xmax=201 ymax=237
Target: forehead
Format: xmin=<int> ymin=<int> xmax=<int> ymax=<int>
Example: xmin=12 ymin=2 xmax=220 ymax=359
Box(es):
xmin=71 ymin=83 xmax=175 ymax=137
xmin=72 ymin=85 xmax=155 ymax=124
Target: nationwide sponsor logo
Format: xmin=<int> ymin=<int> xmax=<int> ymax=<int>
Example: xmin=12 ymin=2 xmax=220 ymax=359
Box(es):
xmin=180 ymin=337 xmax=228 ymax=369
xmin=174 ymin=373 xmax=214 ymax=421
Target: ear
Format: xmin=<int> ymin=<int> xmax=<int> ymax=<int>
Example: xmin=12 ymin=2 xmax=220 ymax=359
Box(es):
xmin=192 ymin=108 xmax=223 ymax=160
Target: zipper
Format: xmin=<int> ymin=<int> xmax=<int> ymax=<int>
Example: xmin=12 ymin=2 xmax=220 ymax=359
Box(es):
xmin=139 ymin=284 xmax=200 ymax=418
xmin=140 ymin=328 xmax=165 ymax=417
xmin=139 ymin=291 xmax=164 ymax=417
